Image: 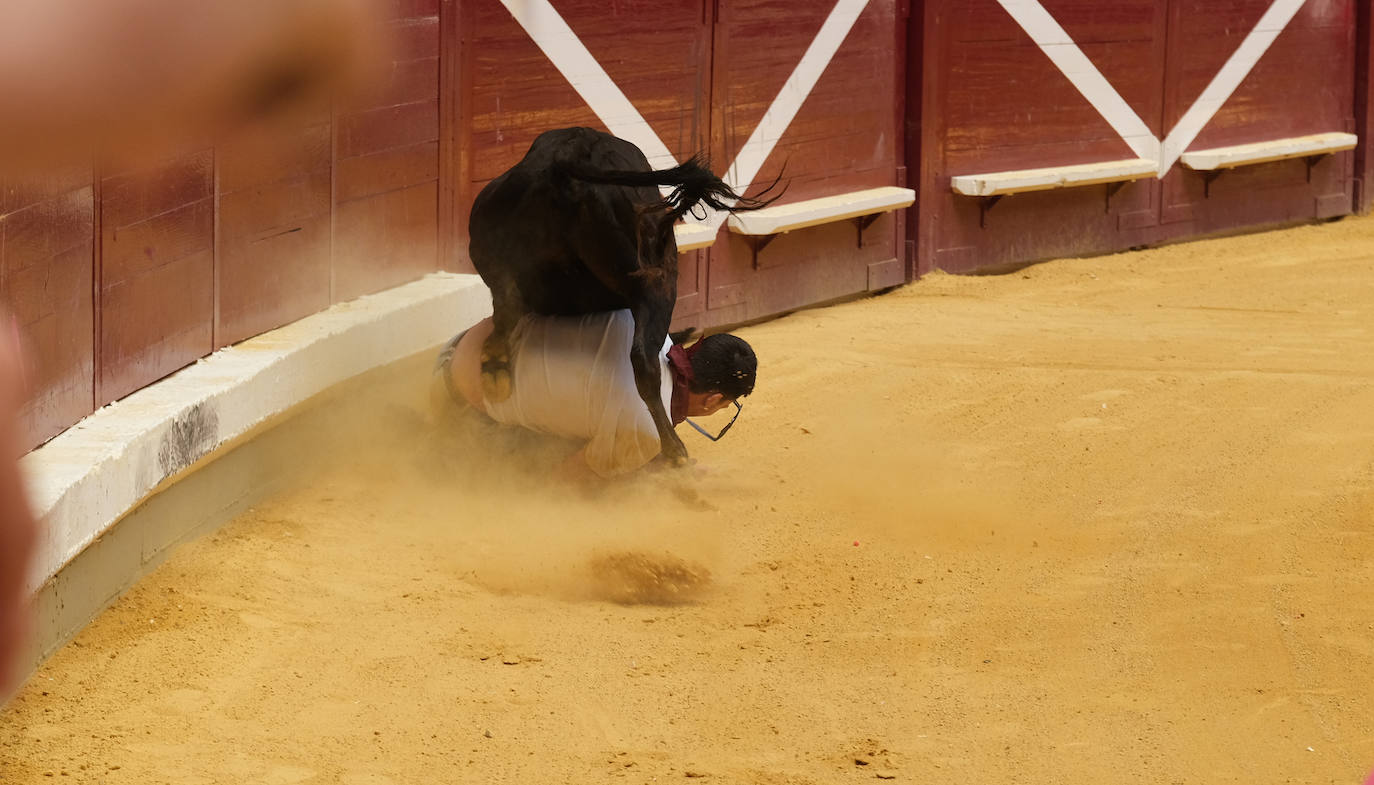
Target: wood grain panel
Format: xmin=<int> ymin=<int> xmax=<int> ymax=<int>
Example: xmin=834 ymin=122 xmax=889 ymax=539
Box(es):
xmin=1357 ymin=0 xmax=1374 ymax=213
xmin=466 ymin=0 xmax=712 ymax=181
xmin=218 ymin=215 xmax=330 ymax=347
xmin=1172 ymin=2 xmax=1355 ymax=150
xmin=705 ymin=0 xmax=902 ymax=324
xmin=0 ymin=182 xmax=94 ymax=450
xmin=944 ymin=40 xmax=1153 ymax=160
xmin=564 ymin=0 xmax=713 ymax=162
xmin=336 ymin=141 xmax=439 ymax=203
xmin=922 ymin=0 xmax=1359 ymax=274
xmin=924 ymin=0 xmax=1166 ymax=273
xmin=332 ymin=1 xmax=442 ymax=302
xmin=386 ymin=0 xmax=441 ymax=19
xmin=365 ymin=57 xmax=442 ymax=111
xmin=337 ymin=100 xmax=440 ymax=159
xmin=220 ymin=172 xmax=332 ymax=241
xmin=391 ymin=16 xmax=441 ymax=61
xmin=948 ymin=0 xmax=1157 ymax=44
xmin=100 ymin=153 xmax=214 ymax=233
xmin=218 ymin=123 xmax=333 ymax=347
xmin=0 ymin=163 xmax=91 ymax=217
xmin=702 ymin=216 xmax=895 ymax=329
xmin=99 ymin=153 xmax=214 ymax=403
xmin=333 ymin=181 xmax=438 ymax=301
xmin=216 ymin=124 xmax=331 ymax=194
xmin=714 ymin=0 xmax=899 ymax=198
xmin=467 ymin=0 xmax=602 ymax=181
xmin=1160 ymin=0 xmax=1357 ymax=232
xmin=103 ymin=200 xmax=214 ymax=283
xmin=100 ymin=249 xmax=212 ymax=403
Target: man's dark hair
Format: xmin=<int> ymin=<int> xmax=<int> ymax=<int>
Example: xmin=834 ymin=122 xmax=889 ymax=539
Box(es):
xmin=688 ymin=333 xmax=756 ymax=399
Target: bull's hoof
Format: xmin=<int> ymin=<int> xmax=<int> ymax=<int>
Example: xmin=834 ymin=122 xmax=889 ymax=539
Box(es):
xmin=480 ymin=367 xmax=512 ymax=403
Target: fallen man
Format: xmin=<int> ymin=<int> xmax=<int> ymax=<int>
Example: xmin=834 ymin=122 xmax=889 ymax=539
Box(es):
xmin=433 ymin=310 xmax=755 ymax=482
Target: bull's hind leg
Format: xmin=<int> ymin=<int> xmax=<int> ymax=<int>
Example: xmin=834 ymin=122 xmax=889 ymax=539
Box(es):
xmin=628 ymin=273 xmax=689 ymax=467
xmin=480 ymin=276 xmax=522 ymax=403
xmin=568 ymin=200 xmax=689 ymax=466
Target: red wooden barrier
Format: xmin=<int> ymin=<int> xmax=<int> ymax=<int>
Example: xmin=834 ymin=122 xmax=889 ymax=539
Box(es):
xmin=5 ymin=0 xmax=1374 ymax=452
xmin=98 ymin=150 xmax=216 ymax=404
xmin=0 ymin=166 xmax=95 ymax=448
xmin=333 ymin=0 xmax=442 ymax=301
xmin=216 ymin=121 xmax=333 ymax=348
xmin=914 ymin=0 xmax=1362 ymax=274
xmin=455 ymin=0 xmax=715 ymax=326
xmin=1354 ymin=0 xmax=1374 ymax=213
xmin=1160 ymin=0 xmax=1357 ymax=229
xmin=704 ymin=0 xmax=904 ymax=328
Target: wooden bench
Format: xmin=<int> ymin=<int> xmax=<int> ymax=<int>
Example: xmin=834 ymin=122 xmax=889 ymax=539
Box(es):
xmin=1179 ymin=132 xmax=1358 ymax=196
xmin=951 ymin=158 xmax=1158 ymax=197
xmin=674 ymin=222 xmax=718 ymax=252
xmin=950 ymin=158 xmax=1158 ymax=227
xmin=723 ymin=186 xmax=916 ymax=265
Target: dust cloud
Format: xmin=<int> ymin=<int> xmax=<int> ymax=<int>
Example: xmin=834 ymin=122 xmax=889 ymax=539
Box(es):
xmin=7 ymin=215 xmax=1374 ymax=784
xmin=264 ymin=352 xmax=727 ymax=608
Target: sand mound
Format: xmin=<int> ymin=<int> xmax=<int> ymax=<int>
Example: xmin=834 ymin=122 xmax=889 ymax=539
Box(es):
xmin=586 ymin=550 xmax=713 ymax=605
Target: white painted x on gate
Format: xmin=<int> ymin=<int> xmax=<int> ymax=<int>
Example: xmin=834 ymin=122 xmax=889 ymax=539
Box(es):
xmin=995 ymin=0 xmax=1309 ymax=175
xmin=498 ymin=0 xmax=872 ymax=236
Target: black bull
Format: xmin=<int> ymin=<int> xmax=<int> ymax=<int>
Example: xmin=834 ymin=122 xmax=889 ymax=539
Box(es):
xmin=468 ymin=126 xmax=774 ymax=467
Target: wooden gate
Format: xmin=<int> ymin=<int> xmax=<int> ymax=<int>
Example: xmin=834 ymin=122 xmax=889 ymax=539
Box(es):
xmin=446 ymin=0 xmax=909 ymax=331
xmin=912 ymin=0 xmax=1365 ymax=274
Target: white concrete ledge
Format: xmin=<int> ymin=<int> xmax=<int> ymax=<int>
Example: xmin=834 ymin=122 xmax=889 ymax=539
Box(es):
xmin=19 ymin=272 xmax=492 ymax=595
xmin=674 ymin=221 xmax=718 ymax=252
xmin=1180 ymin=132 xmax=1358 ymax=171
xmin=725 ymin=187 xmax=915 ymax=236
xmin=951 ymin=159 xmax=1158 ymax=197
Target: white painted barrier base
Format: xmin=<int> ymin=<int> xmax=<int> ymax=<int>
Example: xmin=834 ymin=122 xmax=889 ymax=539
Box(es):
xmin=20 ymin=272 xmax=492 ymax=598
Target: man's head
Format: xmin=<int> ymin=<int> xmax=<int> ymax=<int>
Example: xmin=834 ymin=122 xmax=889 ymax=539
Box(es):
xmin=684 ymin=333 xmax=755 ymax=417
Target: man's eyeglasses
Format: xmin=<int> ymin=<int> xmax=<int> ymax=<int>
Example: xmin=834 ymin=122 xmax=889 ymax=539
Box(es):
xmin=685 ymin=400 xmax=742 ymax=442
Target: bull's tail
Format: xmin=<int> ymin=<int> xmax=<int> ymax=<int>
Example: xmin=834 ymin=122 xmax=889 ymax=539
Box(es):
xmin=556 ymin=155 xmax=784 ymax=251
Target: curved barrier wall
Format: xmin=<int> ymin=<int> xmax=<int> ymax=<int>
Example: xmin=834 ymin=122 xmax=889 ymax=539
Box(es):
xmin=19 ymin=273 xmax=490 ymax=668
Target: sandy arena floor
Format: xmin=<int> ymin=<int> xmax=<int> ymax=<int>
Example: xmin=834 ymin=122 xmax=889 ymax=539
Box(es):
xmin=4 ymin=216 xmax=1374 ymax=784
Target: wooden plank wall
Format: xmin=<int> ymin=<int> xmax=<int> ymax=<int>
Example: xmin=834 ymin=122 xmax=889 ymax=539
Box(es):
xmin=917 ymin=0 xmax=1361 ymax=274
xmin=919 ymin=0 xmax=1166 ymax=273
xmin=0 ymin=2 xmax=445 ymax=451
xmin=461 ymin=0 xmax=713 ymax=324
xmin=334 ymin=0 xmax=442 ymax=301
xmin=0 ymin=166 xmax=95 ymax=448
xmin=455 ymin=0 xmax=904 ymax=331
xmin=704 ymin=0 xmax=903 ymax=328
xmin=10 ymin=1 xmax=1370 ymax=451
xmin=99 ymin=150 xmax=217 ymax=404
xmin=216 ymin=120 xmax=333 ymax=349
xmin=1348 ymin=0 xmax=1373 ymax=213
xmin=1160 ymin=0 xmax=1358 ymax=229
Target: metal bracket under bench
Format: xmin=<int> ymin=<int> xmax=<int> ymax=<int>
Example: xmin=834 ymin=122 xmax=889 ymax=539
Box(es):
xmin=724 ymin=186 xmax=916 ymax=267
xmin=950 ymin=158 xmax=1158 ymax=228
xmin=1179 ymin=132 xmax=1358 ymax=197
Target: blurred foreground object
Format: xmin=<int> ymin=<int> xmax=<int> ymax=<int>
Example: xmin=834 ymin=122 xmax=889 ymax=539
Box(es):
xmin=0 ymin=316 xmax=37 ymax=699
xmin=0 ymin=0 xmax=387 ymax=170
xmin=0 ymin=0 xmax=385 ymax=696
